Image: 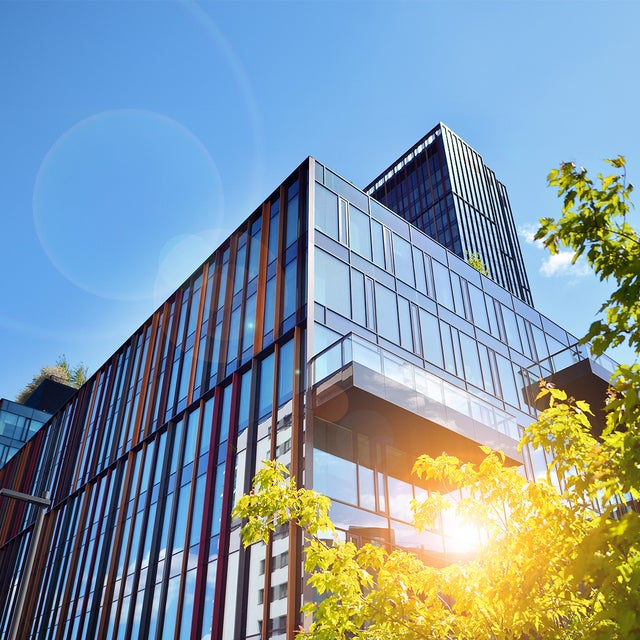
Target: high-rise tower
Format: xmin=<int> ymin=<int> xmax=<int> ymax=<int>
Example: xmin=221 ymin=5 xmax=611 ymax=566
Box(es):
xmin=365 ymin=123 xmax=533 ymax=305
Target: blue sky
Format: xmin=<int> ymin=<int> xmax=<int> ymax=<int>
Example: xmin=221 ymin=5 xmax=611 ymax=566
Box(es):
xmin=1 ymin=0 xmax=639 ymax=400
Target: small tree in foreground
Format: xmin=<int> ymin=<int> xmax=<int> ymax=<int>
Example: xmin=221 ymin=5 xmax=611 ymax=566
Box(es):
xmin=234 ymin=158 xmax=640 ymax=639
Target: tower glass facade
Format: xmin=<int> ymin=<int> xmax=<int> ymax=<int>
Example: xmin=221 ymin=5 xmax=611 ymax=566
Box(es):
xmin=365 ymin=123 xmax=533 ymax=305
xmin=0 ymin=138 xmax=604 ymax=639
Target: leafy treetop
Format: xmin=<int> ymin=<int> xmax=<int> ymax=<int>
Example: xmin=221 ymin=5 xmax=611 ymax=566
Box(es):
xmin=16 ymin=355 xmax=88 ymax=404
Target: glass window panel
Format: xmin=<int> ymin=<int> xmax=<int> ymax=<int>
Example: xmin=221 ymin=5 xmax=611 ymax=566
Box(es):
xmin=313 ymin=448 xmax=357 ymax=505
xmin=268 ymin=199 xmax=280 ymax=263
xmin=219 ymin=384 xmax=233 ymax=445
xmin=200 ymin=559 xmax=217 ymax=640
xmin=365 ymin=277 xmax=375 ymax=329
xmin=277 ymin=339 xmax=294 ymax=407
xmin=517 ymin=314 xmax=534 ymax=359
xmin=247 ymin=227 xmax=262 ymax=282
xmin=282 ymin=258 xmax=297 ymax=321
xmin=398 ymin=297 xmax=412 ymax=351
xmin=172 ymin=482 xmax=192 ymax=554
xmin=169 ymin=419 xmax=184 ymax=474
xmin=237 ymin=370 xmax=252 ymax=434
xmin=348 ymin=205 xmax=372 ymax=260
xmin=532 ymin=324 xmax=549 ymax=361
xmin=178 ymin=349 xmax=193 ymax=404
xmin=357 ymin=465 xmax=376 ymax=511
xmin=459 ymin=332 xmax=483 ymax=388
xmin=383 ymin=227 xmax=394 ymax=271
xmin=374 ymin=283 xmax=399 ymax=344
xmin=313 ymin=322 xmax=341 ymax=358
xmin=258 ymin=353 xmax=275 ymax=420
xmin=350 ymin=269 xmax=366 ymax=327
xmin=242 ymin=293 xmax=257 ymax=353
xmin=486 ymin=296 xmax=500 ymax=337
xmin=226 ymin=307 xmax=241 ymax=365
xmin=314 ymin=182 xmax=339 ymax=239
xmin=377 ymin=471 xmax=386 ymax=514
xmin=162 ymin=575 xmax=180 ymax=639
xmin=263 ymin=277 xmax=276 ymax=338
xmin=442 ymin=323 xmax=456 ymax=374
xmin=187 ymin=287 xmax=201 ymax=338
xmin=500 ymin=305 xmax=522 ymax=352
xmin=412 ymin=247 xmax=427 ymax=293
xmin=419 ymin=309 xmax=443 ymax=369
xmin=285 ymin=183 xmax=299 ymax=248
xmin=423 ymin=254 xmax=434 ymax=298
xmin=325 ymin=169 xmax=369 ymax=212
xmin=432 ymin=260 xmax=453 ymax=309
xmin=478 ymin=345 xmax=495 ymax=395
xmin=451 ymin=273 xmax=466 ymax=317
xmin=468 ymin=284 xmax=489 ymax=332
xmin=371 ymin=219 xmax=385 ymax=268
xmin=233 ymin=242 xmax=247 ymax=294
xmin=178 ymin=569 xmax=197 ymax=638
xmin=188 ymin=475 xmax=207 ymax=547
xmin=392 ymin=234 xmax=414 ymax=286
xmin=496 ymin=354 xmax=520 ymax=408
xmin=152 ymin=432 xmax=167 ymax=486
xmin=199 ymin=396 xmax=215 ymax=456
xmin=211 ymin=463 xmax=226 ymax=538
xmin=183 ymin=409 xmax=200 ymax=466
xmin=314 ymin=248 xmax=350 ymax=318
xmin=338 ymin=198 xmax=348 ymax=244
xmin=387 ymin=476 xmax=414 ymax=522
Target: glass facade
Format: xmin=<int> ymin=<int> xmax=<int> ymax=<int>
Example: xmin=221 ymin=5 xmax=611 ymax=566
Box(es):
xmin=309 ymin=160 xmax=582 ymax=568
xmin=0 ymin=399 xmax=50 ymax=466
xmin=365 ymin=123 xmax=533 ymax=306
xmin=0 ymin=134 xmax=592 ymax=639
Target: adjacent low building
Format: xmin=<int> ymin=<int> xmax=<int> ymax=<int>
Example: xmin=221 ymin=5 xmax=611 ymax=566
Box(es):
xmin=0 ymin=378 xmax=76 ymax=467
xmin=0 ymin=127 xmax=611 ymax=640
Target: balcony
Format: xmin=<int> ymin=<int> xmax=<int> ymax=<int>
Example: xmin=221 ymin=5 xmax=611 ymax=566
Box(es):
xmin=309 ymin=334 xmax=522 ymax=465
xmin=522 ymin=343 xmax=616 ymax=436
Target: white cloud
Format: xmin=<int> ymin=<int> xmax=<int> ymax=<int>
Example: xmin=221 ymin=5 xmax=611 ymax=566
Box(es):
xmin=519 ymin=224 xmax=591 ymax=279
xmin=518 ymin=224 xmax=544 ymax=249
xmin=539 ymin=251 xmax=591 ymax=278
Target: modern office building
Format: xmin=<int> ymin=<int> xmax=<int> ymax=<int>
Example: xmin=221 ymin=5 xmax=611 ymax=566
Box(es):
xmin=0 ymin=378 xmax=76 ymax=467
xmin=366 ymin=123 xmax=533 ymax=305
xmin=0 ymin=130 xmax=609 ymax=640
xmin=0 ymin=399 xmax=51 ymax=468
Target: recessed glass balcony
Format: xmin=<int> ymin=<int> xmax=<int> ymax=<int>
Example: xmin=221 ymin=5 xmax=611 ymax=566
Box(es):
xmin=310 ymin=333 xmax=522 ymax=464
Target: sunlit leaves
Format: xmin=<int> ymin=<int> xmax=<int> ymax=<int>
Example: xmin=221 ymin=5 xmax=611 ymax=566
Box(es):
xmin=536 ymin=157 xmax=640 ymax=356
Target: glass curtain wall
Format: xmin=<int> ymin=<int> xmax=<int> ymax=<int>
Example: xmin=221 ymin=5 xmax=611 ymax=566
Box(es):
xmin=0 ymin=162 xmax=310 ymax=640
xmin=312 ymin=160 xmax=576 ymax=544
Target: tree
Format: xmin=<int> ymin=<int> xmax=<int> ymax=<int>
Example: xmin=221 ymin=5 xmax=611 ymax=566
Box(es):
xmin=234 ymin=158 xmax=640 ymax=639
xmin=16 ymin=355 xmax=89 ymax=403
xmin=465 ymin=251 xmax=490 ymax=277
xmin=55 ymin=354 xmax=89 ymax=388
